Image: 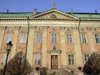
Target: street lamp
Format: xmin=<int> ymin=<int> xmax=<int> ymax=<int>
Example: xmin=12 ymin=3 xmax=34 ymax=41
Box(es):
xmin=3 ymin=41 xmax=13 ymax=75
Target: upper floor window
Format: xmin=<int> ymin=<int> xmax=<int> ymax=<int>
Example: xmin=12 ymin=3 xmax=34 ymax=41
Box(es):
xmin=51 ymin=33 xmax=57 ymax=43
xmin=18 ymin=53 xmax=24 ymax=64
xmin=66 ymin=34 xmax=72 ymax=43
xmin=94 ymin=34 xmax=100 ymax=43
xmin=81 ymin=34 xmax=87 ymax=43
xmin=1 ymin=53 xmax=7 ymax=65
xmin=36 ymin=33 xmax=42 ymax=43
xmin=84 ymin=54 xmax=89 ymax=63
xmin=68 ymin=54 xmax=74 ymax=65
xmin=34 ymin=53 xmax=41 ymax=66
xmin=5 ymin=33 xmax=12 ymax=43
xmin=20 ymin=33 xmax=26 ymax=43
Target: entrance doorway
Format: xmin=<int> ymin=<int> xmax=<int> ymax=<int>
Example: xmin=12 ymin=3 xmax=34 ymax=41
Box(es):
xmin=51 ymin=55 xmax=58 ymax=69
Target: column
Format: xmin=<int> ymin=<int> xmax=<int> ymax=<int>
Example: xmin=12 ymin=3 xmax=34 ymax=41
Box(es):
xmin=42 ymin=26 xmax=48 ymax=67
xmin=27 ymin=26 xmax=35 ymax=67
xmin=60 ymin=26 xmax=67 ymax=68
xmin=11 ymin=26 xmax=20 ymax=58
xmin=0 ymin=26 xmax=6 ymax=51
xmin=87 ymin=27 xmax=95 ymax=53
xmin=72 ymin=27 xmax=83 ymax=67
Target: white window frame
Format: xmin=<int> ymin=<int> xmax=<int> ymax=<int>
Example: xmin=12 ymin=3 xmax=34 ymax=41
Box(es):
xmin=18 ymin=53 xmax=24 ymax=64
xmin=94 ymin=34 xmax=100 ymax=43
xmin=36 ymin=33 xmax=42 ymax=43
xmin=66 ymin=33 xmax=72 ymax=43
xmin=20 ymin=33 xmax=26 ymax=43
xmin=81 ymin=34 xmax=87 ymax=43
xmin=84 ymin=53 xmax=90 ymax=63
xmin=34 ymin=53 xmax=41 ymax=66
xmin=51 ymin=33 xmax=57 ymax=43
xmin=5 ymin=33 xmax=12 ymax=43
xmin=1 ymin=53 xmax=7 ymax=65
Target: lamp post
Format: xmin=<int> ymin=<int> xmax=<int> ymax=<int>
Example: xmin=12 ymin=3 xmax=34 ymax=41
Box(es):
xmin=3 ymin=41 xmax=13 ymax=75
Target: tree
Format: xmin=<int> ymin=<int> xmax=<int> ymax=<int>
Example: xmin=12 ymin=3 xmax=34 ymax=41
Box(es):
xmin=83 ymin=52 xmax=100 ymax=75
xmin=5 ymin=51 xmax=33 ymax=75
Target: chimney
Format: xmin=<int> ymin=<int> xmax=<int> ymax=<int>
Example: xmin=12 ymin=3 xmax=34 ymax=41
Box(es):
xmin=33 ymin=8 xmax=37 ymax=14
xmin=70 ymin=9 xmax=73 ymax=15
xmin=95 ymin=10 xmax=98 ymax=13
xmin=6 ymin=9 xmax=9 ymax=13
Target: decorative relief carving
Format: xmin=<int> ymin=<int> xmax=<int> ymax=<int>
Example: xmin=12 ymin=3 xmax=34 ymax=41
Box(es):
xmin=67 ymin=46 xmax=73 ymax=50
xmin=48 ymin=50 xmax=62 ymax=54
xmin=72 ymin=26 xmax=79 ymax=31
xmin=87 ymin=27 xmax=92 ymax=31
xmin=43 ymin=26 xmax=48 ymax=30
xmin=15 ymin=26 xmax=20 ymax=31
xmin=1 ymin=26 xmax=6 ymax=31
xmin=82 ymin=46 xmax=89 ymax=50
xmin=19 ymin=46 xmax=26 ymax=49
xmin=96 ymin=46 xmax=100 ymax=49
xmin=35 ymin=46 xmax=42 ymax=50
xmin=29 ymin=26 xmax=36 ymax=31
xmin=60 ymin=26 xmax=65 ymax=31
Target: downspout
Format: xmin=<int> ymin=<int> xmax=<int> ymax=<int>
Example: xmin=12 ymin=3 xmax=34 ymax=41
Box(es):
xmin=25 ymin=17 xmax=30 ymax=60
xmin=78 ymin=18 xmax=84 ymax=67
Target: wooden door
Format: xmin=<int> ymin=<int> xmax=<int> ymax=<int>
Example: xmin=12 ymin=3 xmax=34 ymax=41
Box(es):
xmin=51 ymin=55 xmax=58 ymax=69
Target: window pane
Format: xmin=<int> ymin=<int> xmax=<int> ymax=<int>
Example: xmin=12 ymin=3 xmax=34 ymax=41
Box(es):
xmin=5 ymin=33 xmax=12 ymax=43
xmin=51 ymin=33 xmax=57 ymax=43
xmin=20 ymin=33 xmax=26 ymax=43
xmin=35 ymin=54 xmax=41 ymax=65
xmin=1 ymin=53 xmax=7 ymax=65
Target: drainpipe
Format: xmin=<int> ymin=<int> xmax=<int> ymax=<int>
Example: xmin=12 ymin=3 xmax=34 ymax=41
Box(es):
xmin=78 ymin=18 xmax=84 ymax=67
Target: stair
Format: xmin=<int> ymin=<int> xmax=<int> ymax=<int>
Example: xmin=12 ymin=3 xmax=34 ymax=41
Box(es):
xmin=47 ymin=69 xmax=73 ymax=75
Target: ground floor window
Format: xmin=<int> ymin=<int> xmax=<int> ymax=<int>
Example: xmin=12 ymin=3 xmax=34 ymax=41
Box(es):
xmin=34 ymin=53 xmax=41 ymax=66
xmin=68 ymin=54 xmax=74 ymax=65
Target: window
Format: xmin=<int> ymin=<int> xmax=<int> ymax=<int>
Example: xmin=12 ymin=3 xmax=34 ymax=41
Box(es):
xmin=68 ymin=54 xmax=74 ymax=65
xmin=51 ymin=33 xmax=57 ymax=43
xmin=94 ymin=34 xmax=100 ymax=43
xmin=34 ymin=54 xmax=41 ymax=66
xmin=66 ymin=34 xmax=72 ymax=43
xmin=1 ymin=53 xmax=7 ymax=65
xmin=20 ymin=33 xmax=26 ymax=43
xmin=18 ymin=53 xmax=24 ymax=64
xmin=5 ymin=33 xmax=12 ymax=43
xmin=84 ymin=54 xmax=89 ymax=63
xmin=36 ymin=33 xmax=42 ymax=43
xmin=99 ymin=54 xmax=100 ymax=59
xmin=81 ymin=34 xmax=87 ymax=43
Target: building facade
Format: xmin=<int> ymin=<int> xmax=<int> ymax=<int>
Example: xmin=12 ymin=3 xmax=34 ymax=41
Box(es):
xmin=0 ymin=5 xmax=100 ymax=71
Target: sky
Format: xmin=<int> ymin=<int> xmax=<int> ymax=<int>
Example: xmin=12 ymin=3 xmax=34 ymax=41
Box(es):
xmin=0 ymin=0 xmax=100 ymax=13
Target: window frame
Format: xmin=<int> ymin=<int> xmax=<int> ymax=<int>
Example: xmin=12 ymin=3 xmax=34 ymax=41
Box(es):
xmin=20 ymin=33 xmax=27 ymax=43
xmin=1 ymin=52 xmax=7 ymax=65
xmin=66 ymin=33 xmax=72 ymax=44
xmin=5 ymin=33 xmax=12 ymax=43
xmin=94 ymin=34 xmax=100 ymax=43
xmin=81 ymin=34 xmax=87 ymax=44
xmin=67 ymin=52 xmax=75 ymax=66
xmin=34 ymin=53 xmax=41 ymax=66
xmin=36 ymin=33 xmax=42 ymax=43
xmin=51 ymin=33 xmax=57 ymax=44
xmin=83 ymin=52 xmax=90 ymax=64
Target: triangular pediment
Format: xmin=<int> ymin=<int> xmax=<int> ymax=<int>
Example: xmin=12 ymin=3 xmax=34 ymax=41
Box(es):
xmin=30 ymin=9 xmax=78 ymax=20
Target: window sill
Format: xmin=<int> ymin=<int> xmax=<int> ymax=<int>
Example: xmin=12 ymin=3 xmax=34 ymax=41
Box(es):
xmin=35 ymin=43 xmax=42 ymax=44
xmin=19 ymin=42 xmax=26 ymax=44
xmin=81 ymin=43 xmax=88 ymax=44
xmin=95 ymin=43 xmax=100 ymax=45
xmin=66 ymin=43 xmax=73 ymax=45
xmin=68 ymin=64 xmax=75 ymax=66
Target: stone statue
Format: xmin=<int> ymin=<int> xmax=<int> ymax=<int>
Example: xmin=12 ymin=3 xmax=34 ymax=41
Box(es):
xmin=52 ymin=3 xmax=55 ymax=8
xmin=70 ymin=9 xmax=73 ymax=14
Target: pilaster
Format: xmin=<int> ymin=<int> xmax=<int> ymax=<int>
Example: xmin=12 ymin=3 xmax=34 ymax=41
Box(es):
xmin=60 ymin=26 xmax=67 ymax=68
xmin=11 ymin=26 xmax=20 ymax=58
xmin=87 ymin=27 xmax=95 ymax=53
xmin=42 ymin=26 xmax=48 ymax=67
xmin=72 ymin=26 xmax=83 ymax=67
xmin=0 ymin=26 xmax=6 ymax=51
xmin=27 ymin=26 xmax=36 ymax=67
